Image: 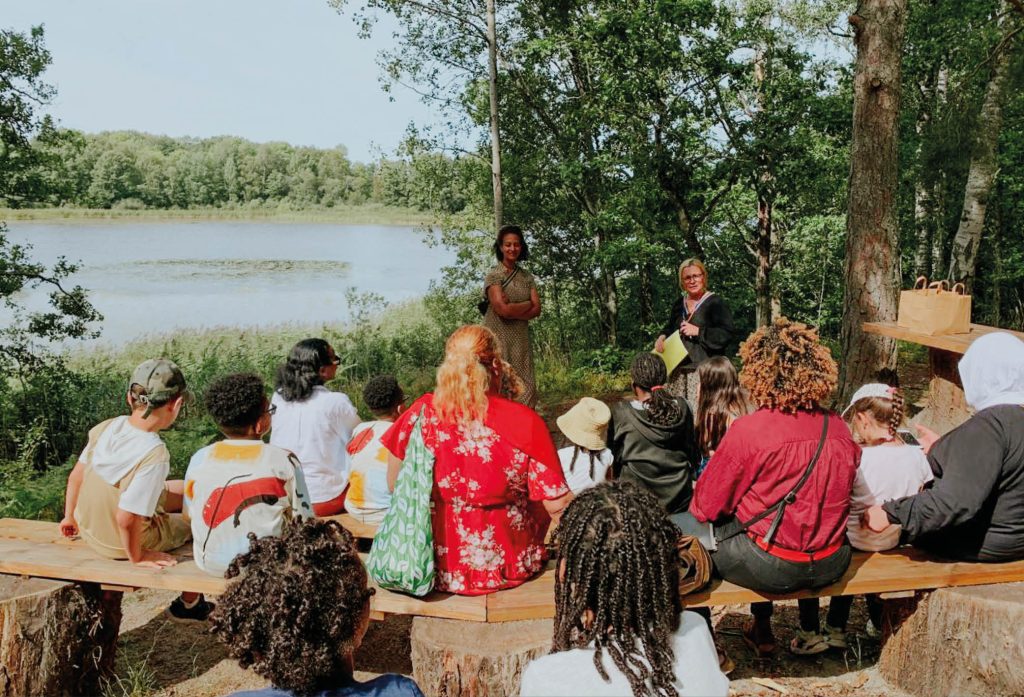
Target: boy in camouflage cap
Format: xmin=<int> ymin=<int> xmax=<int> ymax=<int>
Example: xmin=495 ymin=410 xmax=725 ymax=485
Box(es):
xmin=60 ymin=359 xmax=212 ymax=621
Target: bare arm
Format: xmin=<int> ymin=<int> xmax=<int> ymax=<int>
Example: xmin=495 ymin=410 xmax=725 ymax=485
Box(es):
xmin=487 ymin=284 xmax=534 ymax=320
xmin=523 ymin=287 xmax=542 ymax=320
xmin=387 ymin=452 xmax=404 ymax=493
xmin=542 ymin=492 xmax=573 ymax=525
xmin=60 ymin=461 xmax=86 ymax=537
xmin=115 ymin=509 xmax=176 ymax=568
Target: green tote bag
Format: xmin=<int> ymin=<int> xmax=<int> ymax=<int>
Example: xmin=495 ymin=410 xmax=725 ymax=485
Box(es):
xmin=367 ymin=408 xmax=436 ymax=596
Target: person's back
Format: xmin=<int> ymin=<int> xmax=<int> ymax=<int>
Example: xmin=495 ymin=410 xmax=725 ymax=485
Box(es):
xmin=555 ymin=397 xmax=613 ymax=495
xmin=185 ymin=373 xmax=313 ymax=576
xmin=345 ymin=376 xmax=405 ymax=525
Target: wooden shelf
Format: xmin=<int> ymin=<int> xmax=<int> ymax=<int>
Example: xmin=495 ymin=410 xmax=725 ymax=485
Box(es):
xmin=862 ymin=321 xmax=1024 ymax=355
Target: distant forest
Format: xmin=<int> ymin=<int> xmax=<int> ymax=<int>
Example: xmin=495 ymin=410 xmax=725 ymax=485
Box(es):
xmin=6 ymin=127 xmax=479 ymax=213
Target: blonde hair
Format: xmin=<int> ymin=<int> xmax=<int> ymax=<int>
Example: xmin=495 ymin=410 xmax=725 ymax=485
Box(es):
xmin=678 ymin=258 xmax=708 ymax=293
xmin=434 ymin=325 xmax=522 ymax=424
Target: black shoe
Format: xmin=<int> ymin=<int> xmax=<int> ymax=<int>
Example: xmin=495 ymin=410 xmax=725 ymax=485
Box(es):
xmin=164 ymin=595 xmax=215 ymax=624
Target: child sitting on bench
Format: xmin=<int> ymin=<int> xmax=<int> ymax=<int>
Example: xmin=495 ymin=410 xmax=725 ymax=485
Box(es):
xmin=213 ymin=518 xmax=425 ymax=697
xmin=344 ymin=375 xmax=404 ymax=525
xmin=793 ymin=384 xmax=932 ymax=654
xmin=555 ymin=397 xmax=613 ymax=494
xmin=59 ymin=359 xmax=202 ymax=621
xmin=183 ymin=373 xmax=313 ymax=578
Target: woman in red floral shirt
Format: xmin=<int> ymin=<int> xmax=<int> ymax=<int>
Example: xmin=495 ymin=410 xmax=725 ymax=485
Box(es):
xmin=381 ymin=325 xmax=572 ymax=596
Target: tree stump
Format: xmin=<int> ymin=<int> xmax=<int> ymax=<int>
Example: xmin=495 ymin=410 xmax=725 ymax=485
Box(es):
xmin=910 ymin=377 xmax=970 ymax=435
xmin=879 ymin=582 xmax=1024 ymax=697
xmin=411 ymin=617 xmax=552 ymax=697
xmin=0 ymin=577 xmax=122 ymax=697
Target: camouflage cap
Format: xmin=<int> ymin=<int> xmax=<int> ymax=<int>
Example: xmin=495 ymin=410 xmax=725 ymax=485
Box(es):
xmin=129 ymin=358 xmax=187 ymax=418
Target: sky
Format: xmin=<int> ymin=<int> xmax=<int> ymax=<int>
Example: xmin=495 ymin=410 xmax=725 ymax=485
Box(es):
xmin=1 ymin=0 xmax=439 ymax=162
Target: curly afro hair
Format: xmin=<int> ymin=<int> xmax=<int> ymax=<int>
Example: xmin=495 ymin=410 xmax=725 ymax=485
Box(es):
xmin=362 ymin=375 xmax=403 ymax=416
xmin=552 ymin=481 xmax=682 ymax=697
xmin=209 ymin=518 xmax=374 ymax=695
xmin=204 ymin=373 xmax=267 ymax=436
xmin=739 ymin=317 xmax=838 ymax=414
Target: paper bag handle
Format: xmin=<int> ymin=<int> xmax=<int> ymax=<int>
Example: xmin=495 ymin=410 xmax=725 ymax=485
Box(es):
xmin=951 ymin=282 xmax=966 ymax=295
xmin=928 ymin=280 xmax=949 ymax=293
xmin=912 ymin=276 xmax=928 ymax=290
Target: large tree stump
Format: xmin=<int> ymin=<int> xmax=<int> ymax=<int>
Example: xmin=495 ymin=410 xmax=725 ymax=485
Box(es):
xmin=910 ymin=377 xmax=971 ymax=436
xmin=879 ymin=582 xmax=1024 ymax=697
xmin=0 ymin=577 xmax=122 ymax=697
xmin=411 ymin=617 xmax=552 ymax=697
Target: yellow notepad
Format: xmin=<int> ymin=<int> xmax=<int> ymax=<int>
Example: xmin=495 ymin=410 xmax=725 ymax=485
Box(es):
xmin=654 ymin=330 xmax=688 ymax=374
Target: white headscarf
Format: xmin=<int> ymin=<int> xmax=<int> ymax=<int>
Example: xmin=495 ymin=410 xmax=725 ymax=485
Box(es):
xmin=958 ymin=332 xmax=1024 ymax=411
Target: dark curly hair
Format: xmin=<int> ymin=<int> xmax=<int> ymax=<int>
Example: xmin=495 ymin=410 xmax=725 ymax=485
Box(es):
xmin=630 ymin=353 xmax=682 ymax=427
xmin=552 ymin=481 xmax=682 ymax=697
xmin=209 ymin=518 xmax=375 ymax=695
xmin=492 ymin=223 xmax=530 ymax=262
xmin=204 ymin=373 xmax=267 ymax=436
xmin=275 ymin=338 xmax=333 ymax=402
xmin=363 ymin=375 xmax=403 ymax=416
xmin=739 ymin=317 xmax=838 ymax=414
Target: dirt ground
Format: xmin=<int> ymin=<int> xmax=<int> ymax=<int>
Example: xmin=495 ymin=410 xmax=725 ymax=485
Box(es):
xmin=112 ymin=589 xmax=910 ymax=697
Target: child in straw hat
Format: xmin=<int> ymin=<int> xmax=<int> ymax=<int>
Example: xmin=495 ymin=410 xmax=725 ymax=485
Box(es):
xmin=556 ymin=397 xmax=614 ymax=494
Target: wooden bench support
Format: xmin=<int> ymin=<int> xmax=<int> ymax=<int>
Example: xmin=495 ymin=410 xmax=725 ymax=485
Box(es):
xmin=411 ymin=617 xmax=552 ymax=697
xmin=879 ymin=582 xmax=1024 ymax=697
xmin=0 ymin=576 xmax=122 ymax=697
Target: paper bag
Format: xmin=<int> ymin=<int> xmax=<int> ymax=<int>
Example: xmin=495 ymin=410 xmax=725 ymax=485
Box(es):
xmin=896 ymin=277 xmax=971 ymax=336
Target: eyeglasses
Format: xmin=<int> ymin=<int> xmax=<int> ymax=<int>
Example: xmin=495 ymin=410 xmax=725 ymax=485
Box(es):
xmin=683 ymin=273 xmax=704 ymax=281
xmin=266 ymin=403 xmax=278 ymax=416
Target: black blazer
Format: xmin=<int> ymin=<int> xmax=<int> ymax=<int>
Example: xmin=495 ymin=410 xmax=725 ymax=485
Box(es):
xmin=660 ymin=293 xmax=734 ymax=366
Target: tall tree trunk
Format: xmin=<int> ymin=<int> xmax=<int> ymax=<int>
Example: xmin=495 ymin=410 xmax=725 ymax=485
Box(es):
xmin=947 ymin=20 xmax=1014 ymax=289
xmin=755 ymin=191 xmax=774 ymax=327
xmin=913 ymin=68 xmax=937 ymax=278
xmin=930 ymin=67 xmax=949 ymax=276
xmin=638 ymin=259 xmax=655 ymax=329
xmin=486 ymin=0 xmax=503 ymax=231
xmin=839 ymin=0 xmax=907 ymax=402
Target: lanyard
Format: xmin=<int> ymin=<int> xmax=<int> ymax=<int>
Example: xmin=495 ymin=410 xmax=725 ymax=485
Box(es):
xmin=683 ymin=291 xmax=714 ymax=323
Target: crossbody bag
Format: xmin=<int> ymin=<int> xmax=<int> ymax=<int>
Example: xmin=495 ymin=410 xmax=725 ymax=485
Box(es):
xmin=477 ymin=266 xmax=520 ymax=316
xmin=714 ymin=414 xmax=830 ymax=549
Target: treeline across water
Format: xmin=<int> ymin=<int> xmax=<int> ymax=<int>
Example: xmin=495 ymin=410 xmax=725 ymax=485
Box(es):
xmin=11 ymin=128 xmax=481 ymax=213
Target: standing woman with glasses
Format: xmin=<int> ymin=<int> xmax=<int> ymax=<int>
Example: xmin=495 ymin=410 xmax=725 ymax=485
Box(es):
xmin=271 ymin=338 xmax=361 ymax=516
xmin=654 ymin=259 xmax=735 ymax=402
xmin=482 ymin=224 xmax=541 ymax=407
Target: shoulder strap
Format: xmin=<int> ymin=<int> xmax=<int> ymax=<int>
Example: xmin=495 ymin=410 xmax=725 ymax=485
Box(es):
xmin=717 ymin=414 xmax=830 ymax=547
xmin=501 ymin=266 xmax=520 ymax=288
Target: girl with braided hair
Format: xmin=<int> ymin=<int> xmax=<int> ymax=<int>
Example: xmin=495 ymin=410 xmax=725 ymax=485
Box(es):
xmin=607 ymin=353 xmax=700 ymax=514
xmin=793 ymin=383 xmax=934 ymax=653
xmin=519 ymin=481 xmax=728 ymax=697
xmin=381 ymin=325 xmax=572 ymax=595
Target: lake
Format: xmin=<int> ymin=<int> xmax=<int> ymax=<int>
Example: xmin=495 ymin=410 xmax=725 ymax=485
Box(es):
xmin=3 ymin=221 xmax=455 ymax=347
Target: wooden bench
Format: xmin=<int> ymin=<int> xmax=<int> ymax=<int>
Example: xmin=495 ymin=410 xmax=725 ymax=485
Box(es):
xmin=5 ymin=517 xmax=1024 ymax=622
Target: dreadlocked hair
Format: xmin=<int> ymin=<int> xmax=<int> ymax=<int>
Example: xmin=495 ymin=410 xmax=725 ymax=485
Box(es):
xmin=630 ymin=353 xmax=681 ymax=427
xmin=209 ymin=518 xmax=375 ymax=695
xmin=695 ymin=357 xmax=754 ymax=456
xmin=552 ymin=481 xmax=682 ymax=697
xmin=434 ymin=325 xmax=522 ymax=424
xmin=738 ymin=317 xmax=838 ymax=414
xmin=846 ymin=388 xmax=905 ymax=438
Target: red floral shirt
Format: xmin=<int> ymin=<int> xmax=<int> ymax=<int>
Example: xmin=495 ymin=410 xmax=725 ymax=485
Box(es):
xmin=381 ymin=393 xmax=570 ymax=595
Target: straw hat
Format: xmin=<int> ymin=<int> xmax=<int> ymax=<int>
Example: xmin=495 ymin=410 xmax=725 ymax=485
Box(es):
xmin=556 ymin=397 xmax=611 ymax=452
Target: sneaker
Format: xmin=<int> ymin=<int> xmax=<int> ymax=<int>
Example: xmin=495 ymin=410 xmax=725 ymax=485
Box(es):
xmin=789 ymin=629 xmax=829 ymax=656
xmin=823 ymin=623 xmax=849 ymax=649
xmin=164 ymin=595 xmax=215 ymax=624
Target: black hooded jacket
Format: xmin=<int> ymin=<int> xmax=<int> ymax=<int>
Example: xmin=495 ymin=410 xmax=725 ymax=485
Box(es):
xmin=607 ymin=397 xmax=700 ymax=514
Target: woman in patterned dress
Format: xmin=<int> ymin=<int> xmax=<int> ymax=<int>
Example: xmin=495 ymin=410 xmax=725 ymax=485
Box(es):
xmin=482 ymin=224 xmax=541 ymax=407
xmin=381 ymin=325 xmax=572 ymax=596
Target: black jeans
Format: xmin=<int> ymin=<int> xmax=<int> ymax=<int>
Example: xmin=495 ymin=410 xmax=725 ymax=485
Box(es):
xmin=823 ymin=593 xmax=882 ymax=631
xmin=672 ymin=513 xmax=852 ymax=632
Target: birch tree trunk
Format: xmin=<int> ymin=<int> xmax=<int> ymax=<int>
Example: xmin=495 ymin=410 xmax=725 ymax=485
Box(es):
xmin=913 ymin=69 xmax=937 ymax=278
xmin=486 ymin=0 xmax=503 ymax=231
xmin=838 ymin=0 xmax=906 ymax=402
xmin=930 ymin=67 xmax=949 ymax=276
xmin=947 ymin=19 xmax=1015 ymax=289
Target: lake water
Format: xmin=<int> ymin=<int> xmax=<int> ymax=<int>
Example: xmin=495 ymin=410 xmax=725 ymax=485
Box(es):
xmin=3 ymin=221 xmax=454 ymax=347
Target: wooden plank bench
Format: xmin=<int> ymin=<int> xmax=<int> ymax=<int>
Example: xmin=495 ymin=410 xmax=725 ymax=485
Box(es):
xmin=5 ymin=517 xmax=1024 ymax=622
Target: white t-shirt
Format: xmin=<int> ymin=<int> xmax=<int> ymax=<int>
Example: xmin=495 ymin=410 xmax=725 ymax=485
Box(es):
xmin=345 ymin=420 xmax=394 ymax=524
xmin=520 ymin=611 xmax=729 ymax=697
xmin=79 ymin=415 xmax=169 ymax=517
xmin=270 ymin=386 xmax=361 ymax=504
xmin=184 ymin=440 xmax=313 ymax=576
xmin=847 ymin=443 xmax=934 ymax=551
xmin=557 ymin=445 xmax=613 ymax=495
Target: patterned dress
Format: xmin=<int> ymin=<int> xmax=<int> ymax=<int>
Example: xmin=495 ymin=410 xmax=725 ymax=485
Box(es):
xmin=381 ymin=393 xmax=569 ymax=596
xmin=483 ymin=263 xmax=538 ymax=406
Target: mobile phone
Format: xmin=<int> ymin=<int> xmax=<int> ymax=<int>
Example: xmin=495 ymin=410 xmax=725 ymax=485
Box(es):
xmin=897 ymin=429 xmax=920 ymax=446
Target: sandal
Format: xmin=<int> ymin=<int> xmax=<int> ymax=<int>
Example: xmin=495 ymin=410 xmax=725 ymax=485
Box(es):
xmin=715 ymin=641 xmax=735 ymax=675
xmin=823 ymin=623 xmax=849 ymax=650
xmin=789 ymin=629 xmax=830 ymax=655
xmin=742 ymin=619 xmax=777 ymax=658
